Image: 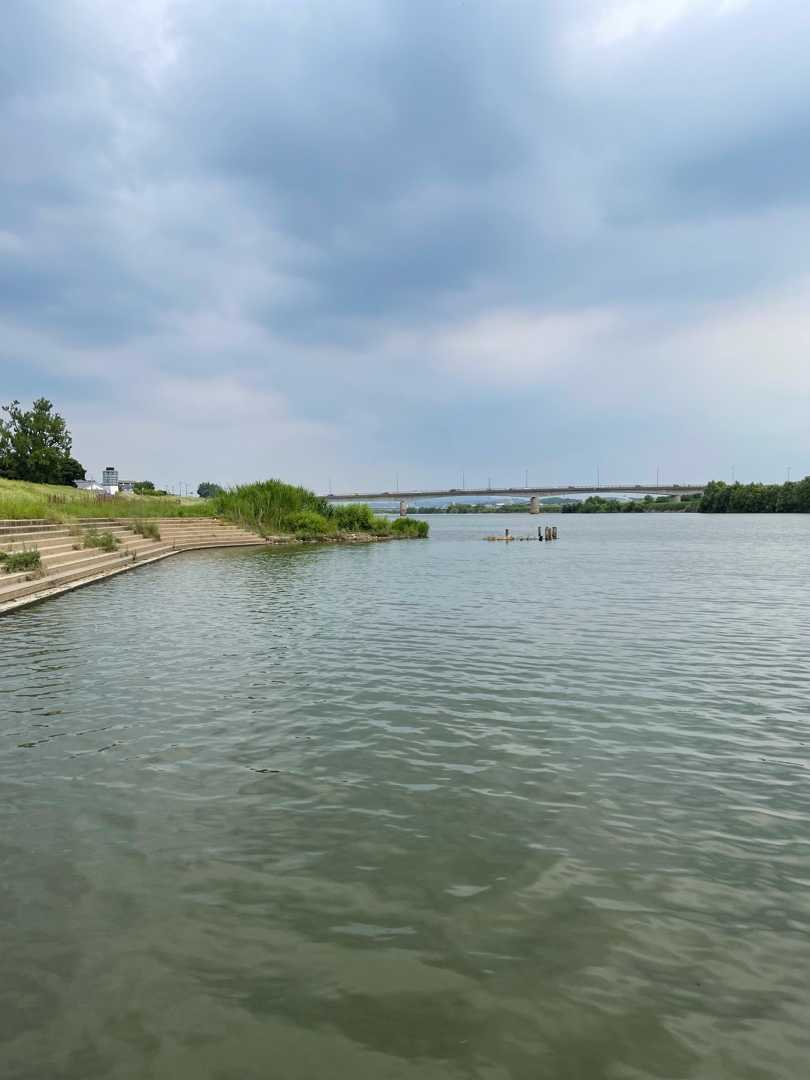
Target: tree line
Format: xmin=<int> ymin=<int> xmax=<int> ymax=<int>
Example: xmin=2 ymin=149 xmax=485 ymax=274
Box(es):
xmin=562 ymin=493 xmax=702 ymax=513
xmin=699 ymin=478 xmax=810 ymax=513
xmin=561 ymin=482 xmax=810 ymax=513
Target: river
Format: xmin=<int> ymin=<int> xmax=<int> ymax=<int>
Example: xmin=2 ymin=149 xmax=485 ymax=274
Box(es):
xmin=2 ymin=513 xmax=810 ymax=1079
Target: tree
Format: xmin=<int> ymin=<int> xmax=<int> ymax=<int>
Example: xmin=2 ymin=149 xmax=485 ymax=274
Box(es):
xmin=197 ymin=482 xmax=224 ymax=499
xmin=133 ymin=481 xmax=155 ymax=494
xmin=0 ymin=398 xmax=86 ymax=485
xmin=59 ymin=457 xmax=86 ymax=486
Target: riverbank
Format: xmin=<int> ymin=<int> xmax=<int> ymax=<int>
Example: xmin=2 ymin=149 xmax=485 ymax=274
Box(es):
xmin=0 ymin=517 xmax=408 ymax=615
xmin=0 ymin=477 xmax=430 ymax=539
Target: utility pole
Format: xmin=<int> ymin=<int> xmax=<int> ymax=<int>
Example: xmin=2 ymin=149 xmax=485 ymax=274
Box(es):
xmin=596 ymin=465 xmax=600 ymax=489
xmin=787 ymin=467 xmax=792 ymax=483
xmin=731 ymin=464 xmax=736 ymax=484
xmin=524 ymin=468 xmax=529 ymax=489
xmin=461 ymin=471 xmax=465 ymax=491
xmin=395 ymin=472 xmax=399 ymax=493
xmin=656 ymin=465 xmax=660 ymax=488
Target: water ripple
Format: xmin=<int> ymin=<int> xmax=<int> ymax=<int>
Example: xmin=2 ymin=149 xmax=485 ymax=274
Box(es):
xmin=2 ymin=514 xmax=810 ymax=1079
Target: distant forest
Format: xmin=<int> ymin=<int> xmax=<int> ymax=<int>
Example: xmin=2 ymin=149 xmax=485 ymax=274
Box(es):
xmin=565 ymin=479 xmax=810 ymax=513
xmin=698 ymin=478 xmax=810 ymax=513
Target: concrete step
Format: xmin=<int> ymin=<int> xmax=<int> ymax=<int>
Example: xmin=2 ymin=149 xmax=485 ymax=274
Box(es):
xmin=1 ymin=528 xmax=263 ymax=559
xmin=0 ymin=537 xmax=183 ymax=588
xmin=0 ymin=524 xmax=60 ymax=537
xmin=0 ymin=533 xmax=258 ymax=589
xmin=174 ymin=537 xmax=266 ymax=547
xmin=0 ymin=526 xmax=142 ymax=554
xmin=165 ymin=528 xmax=264 ymax=538
xmin=174 ymin=527 xmax=263 ymax=536
xmin=0 ymin=544 xmax=176 ymax=604
xmin=159 ymin=527 xmax=262 ymax=537
xmin=39 ymin=537 xmax=166 ymax=573
xmin=0 ymin=519 xmax=56 ymax=532
xmin=0 ymin=527 xmax=73 ymax=544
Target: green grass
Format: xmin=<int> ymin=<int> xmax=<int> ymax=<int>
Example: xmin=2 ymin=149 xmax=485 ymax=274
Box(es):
xmin=0 ymin=478 xmax=211 ymax=521
xmin=0 ymin=549 xmax=42 ymax=573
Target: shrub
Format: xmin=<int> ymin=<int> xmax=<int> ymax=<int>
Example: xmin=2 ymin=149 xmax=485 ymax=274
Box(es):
xmin=130 ymin=519 xmax=160 ymax=540
xmin=286 ymin=510 xmax=336 ymax=538
xmin=0 ymin=549 xmax=42 ymax=573
xmin=83 ymin=528 xmax=120 ymax=553
xmin=333 ymin=504 xmax=377 ymax=532
xmin=390 ymin=517 xmax=429 ymax=538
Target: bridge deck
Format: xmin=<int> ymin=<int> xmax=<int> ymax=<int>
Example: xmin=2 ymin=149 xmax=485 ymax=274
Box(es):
xmin=323 ymin=484 xmax=705 ymax=501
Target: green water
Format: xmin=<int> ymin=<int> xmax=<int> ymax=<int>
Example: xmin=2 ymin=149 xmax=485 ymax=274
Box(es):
xmin=2 ymin=513 xmax=810 ymax=1079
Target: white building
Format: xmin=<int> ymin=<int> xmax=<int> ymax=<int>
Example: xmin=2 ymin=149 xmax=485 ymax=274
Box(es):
xmin=77 ymin=465 xmax=123 ymax=495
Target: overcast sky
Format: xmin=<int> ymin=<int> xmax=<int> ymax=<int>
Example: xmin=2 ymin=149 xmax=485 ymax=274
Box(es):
xmin=2 ymin=0 xmax=809 ymax=491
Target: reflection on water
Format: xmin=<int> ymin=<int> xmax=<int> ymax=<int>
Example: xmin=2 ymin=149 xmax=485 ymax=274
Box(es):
xmin=2 ymin=514 xmax=810 ymax=1079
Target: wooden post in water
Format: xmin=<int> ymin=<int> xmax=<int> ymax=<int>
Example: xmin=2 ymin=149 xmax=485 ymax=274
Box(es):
xmin=538 ymin=526 xmax=543 ymax=541
xmin=505 ymin=528 xmax=510 ymax=540
xmin=552 ymin=526 xmax=558 ymax=540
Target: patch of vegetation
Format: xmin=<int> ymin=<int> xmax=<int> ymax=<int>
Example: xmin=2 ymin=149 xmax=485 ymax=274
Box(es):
xmin=390 ymin=517 xmax=429 ymax=538
xmin=287 ymin=510 xmax=337 ymax=539
xmin=212 ymin=480 xmax=426 ymax=538
xmin=212 ymin=479 xmax=332 ymax=535
xmin=332 ymin=503 xmax=391 ymax=534
xmin=197 ymin=481 xmax=224 ymax=498
xmin=130 ymin=519 xmax=161 ymax=540
xmin=332 ymin=503 xmax=377 ymax=531
xmin=0 ymin=549 xmax=42 ymax=574
xmin=82 ymin=528 xmax=121 ymax=553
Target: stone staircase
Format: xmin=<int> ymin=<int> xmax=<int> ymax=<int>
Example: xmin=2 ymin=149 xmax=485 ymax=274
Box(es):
xmin=0 ymin=517 xmax=267 ymax=612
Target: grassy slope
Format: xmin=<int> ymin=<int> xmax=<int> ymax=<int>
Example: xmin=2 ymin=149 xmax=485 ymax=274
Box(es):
xmin=0 ymin=478 xmax=211 ymax=520
xmin=0 ymin=477 xmax=430 ymax=537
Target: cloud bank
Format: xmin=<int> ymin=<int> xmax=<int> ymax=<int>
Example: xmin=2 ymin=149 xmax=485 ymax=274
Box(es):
xmin=2 ymin=0 xmax=809 ymax=489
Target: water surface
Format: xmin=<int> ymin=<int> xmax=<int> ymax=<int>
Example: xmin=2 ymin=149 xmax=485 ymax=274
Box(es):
xmin=2 ymin=514 xmax=810 ymax=1079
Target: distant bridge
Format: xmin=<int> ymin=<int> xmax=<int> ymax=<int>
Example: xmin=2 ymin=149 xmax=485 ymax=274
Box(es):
xmin=322 ymin=484 xmax=707 ymax=515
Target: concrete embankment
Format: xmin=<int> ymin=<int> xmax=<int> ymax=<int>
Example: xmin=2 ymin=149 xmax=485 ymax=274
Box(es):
xmin=0 ymin=517 xmax=271 ymax=615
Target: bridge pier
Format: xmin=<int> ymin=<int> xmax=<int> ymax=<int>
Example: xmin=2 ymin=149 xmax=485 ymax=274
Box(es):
xmin=529 ymin=495 xmax=540 ymax=515
xmin=399 ymin=499 xmax=408 ymax=517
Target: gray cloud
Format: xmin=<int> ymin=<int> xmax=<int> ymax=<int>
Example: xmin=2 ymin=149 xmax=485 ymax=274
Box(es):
xmin=2 ymin=0 xmax=810 ymax=487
